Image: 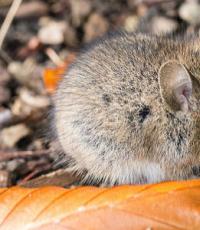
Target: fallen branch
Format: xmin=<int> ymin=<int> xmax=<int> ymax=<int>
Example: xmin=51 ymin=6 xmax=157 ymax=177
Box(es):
xmin=0 ymin=0 xmax=23 ymax=49
xmin=0 ymin=149 xmax=51 ymax=162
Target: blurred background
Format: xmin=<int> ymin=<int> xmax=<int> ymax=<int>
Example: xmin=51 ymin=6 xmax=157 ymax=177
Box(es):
xmin=0 ymin=0 xmax=200 ymax=187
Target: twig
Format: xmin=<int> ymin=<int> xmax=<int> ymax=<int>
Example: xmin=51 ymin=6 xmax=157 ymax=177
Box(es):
xmin=45 ymin=48 xmax=65 ymax=66
xmin=19 ymin=163 xmax=52 ymax=184
xmin=0 ymin=149 xmax=51 ymax=162
xmin=0 ymin=0 xmax=23 ymax=49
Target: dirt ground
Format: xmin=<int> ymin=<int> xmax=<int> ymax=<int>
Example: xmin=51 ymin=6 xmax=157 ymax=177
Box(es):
xmin=0 ymin=0 xmax=200 ymax=187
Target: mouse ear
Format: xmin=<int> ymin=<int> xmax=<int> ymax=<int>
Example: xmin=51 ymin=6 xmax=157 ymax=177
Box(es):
xmin=158 ymin=60 xmax=192 ymax=112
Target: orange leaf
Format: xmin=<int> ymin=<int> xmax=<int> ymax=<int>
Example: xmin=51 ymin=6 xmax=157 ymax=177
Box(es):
xmin=43 ymin=53 xmax=76 ymax=93
xmin=0 ymin=179 xmax=200 ymax=230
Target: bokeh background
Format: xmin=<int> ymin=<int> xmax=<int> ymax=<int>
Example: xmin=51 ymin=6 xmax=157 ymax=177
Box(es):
xmin=0 ymin=0 xmax=200 ymax=187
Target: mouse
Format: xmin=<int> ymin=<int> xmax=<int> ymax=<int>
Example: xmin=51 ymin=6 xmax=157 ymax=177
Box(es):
xmin=53 ymin=32 xmax=200 ymax=185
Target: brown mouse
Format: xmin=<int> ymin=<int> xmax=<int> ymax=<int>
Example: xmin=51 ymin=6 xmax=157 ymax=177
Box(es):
xmin=53 ymin=32 xmax=200 ymax=185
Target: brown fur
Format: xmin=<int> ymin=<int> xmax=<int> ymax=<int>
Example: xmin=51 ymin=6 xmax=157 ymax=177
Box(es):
xmin=54 ymin=32 xmax=200 ymax=185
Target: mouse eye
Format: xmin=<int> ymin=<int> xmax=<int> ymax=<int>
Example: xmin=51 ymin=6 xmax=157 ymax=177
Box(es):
xmin=192 ymin=166 xmax=200 ymax=177
xmin=138 ymin=105 xmax=150 ymax=123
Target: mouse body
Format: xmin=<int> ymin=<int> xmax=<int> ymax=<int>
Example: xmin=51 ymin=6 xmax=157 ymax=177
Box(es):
xmin=54 ymin=32 xmax=200 ymax=185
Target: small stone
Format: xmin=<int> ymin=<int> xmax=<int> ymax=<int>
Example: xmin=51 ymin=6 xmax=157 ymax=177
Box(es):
xmin=0 ymin=109 xmax=12 ymax=129
xmin=84 ymin=13 xmax=109 ymax=42
xmin=70 ymin=0 xmax=92 ymax=27
xmin=0 ymin=170 xmax=11 ymax=187
xmin=0 ymin=124 xmax=31 ymax=148
xmin=28 ymin=36 xmax=40 ymax=51
xmin=124 ymin=15 xmax=139 ymax=32
xmin=63 ymin=22 xmax=78 ymax=47
xmin=6 ymin=159 xmax=25 ymax=172
xmin=38 ymin=21 xmax=66 ymax=45
xmin=0 ymin=68 xmax=11 ymax=103
xmin=29 ymin=139 xmax=43 ymax=151
xmin=38 ymin=16 xmax=51 ymax=27
xmin=0 ymin=87 xmax=10 ymax=104
xmin=11 ymin=98 xmax=32 ymax=117
xmin=19 ymin=88 xmax=50 ymax=109
xmin=11 ymin=88 xmax=50 ymax=119
xmin=8 ymin=59 xmax=44 ymax=93
xmin=137 ymin=3 xmax=148 ymax=17
xmin=179 ymin=2 xmax=200 ymax=25
xmin=7 ymin=61 xmax=22 ymax=78
xmin=151 ymin=16 xmax=178 ymax=35
xmin=0 ymin=0 xmax=13 ymax=7
xmin=0 ymin=68 xmax=10 ymax=84
xmin=16 ymin=0 xmax=48 ymax=18
xmin=127 ymin=0 xmax=136 ymax=9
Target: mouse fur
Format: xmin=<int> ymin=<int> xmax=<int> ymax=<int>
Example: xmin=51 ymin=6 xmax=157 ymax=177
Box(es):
xmin=53 ymin=32 xmax=200 ymax=185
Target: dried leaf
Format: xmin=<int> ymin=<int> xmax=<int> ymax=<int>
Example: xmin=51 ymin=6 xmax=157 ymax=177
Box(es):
xmin=0 ymin=124 xmax=31 ymax=148
xmin=0 ymin=179 xmax=200 ymax=229
xmin=43 ymin=53 xmax=76 ymax=93
xmin=42 ymin=66 xmax=64 ymax=93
